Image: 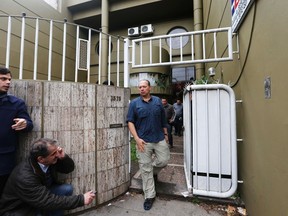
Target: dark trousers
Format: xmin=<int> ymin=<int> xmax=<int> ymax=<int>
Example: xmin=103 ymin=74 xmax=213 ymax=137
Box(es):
xmin=167 ymin=123 xmax=173 ymax=146
xmin=36 ymin=184 xmax=73 ymax=216
xmin=174 ymin=117 xmax=183 ymax=136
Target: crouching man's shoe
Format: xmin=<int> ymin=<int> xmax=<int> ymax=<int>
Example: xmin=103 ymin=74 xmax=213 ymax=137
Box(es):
xmin=143 ymin=197 xmax=155 ymax=210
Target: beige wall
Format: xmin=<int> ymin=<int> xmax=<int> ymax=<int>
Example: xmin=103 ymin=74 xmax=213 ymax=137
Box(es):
xmin=10 ymin=80 xmax=130 ymax=214
xmin=203 ymin=1 xmax=288 ymax=215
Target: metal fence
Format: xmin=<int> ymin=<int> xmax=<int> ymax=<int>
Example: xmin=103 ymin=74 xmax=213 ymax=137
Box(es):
xmin=0 ymin=14 xmax=125 ymax=86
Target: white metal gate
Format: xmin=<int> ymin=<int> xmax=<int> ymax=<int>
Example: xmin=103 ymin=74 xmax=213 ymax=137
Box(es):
xmin=127 ymin=27 xmax=238 ymax=198
xmin=183 ymin=84 xmax=237 ymax=198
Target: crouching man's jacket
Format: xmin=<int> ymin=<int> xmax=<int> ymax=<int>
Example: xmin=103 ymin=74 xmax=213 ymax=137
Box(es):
xmin=0 ymin=154 xmax=84 ymax=215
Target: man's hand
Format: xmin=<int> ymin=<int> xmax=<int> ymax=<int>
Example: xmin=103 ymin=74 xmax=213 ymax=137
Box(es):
xmin=84 ymin=191 xmax=96 ymax=205
xmin=11 ymin=118 xmax=27 ymax=131
xmin=165 ymin=135 xmax=169 ymax=144
xmin=136 ymin=138 xmax=146 ymax=152
xmin=57 ymin=147 xmax=65 ymax=159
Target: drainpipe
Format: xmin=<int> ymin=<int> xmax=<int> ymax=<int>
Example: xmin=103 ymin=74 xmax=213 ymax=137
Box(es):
xmin=193 ymin=0 xmax=205 ymax=79
xmin=101 ymin=0 xmax=109 ymax=82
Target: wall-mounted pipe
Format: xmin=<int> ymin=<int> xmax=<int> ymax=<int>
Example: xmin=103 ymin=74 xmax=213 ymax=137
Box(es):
xmin=101 ymin=0 xmax=109 ymax=82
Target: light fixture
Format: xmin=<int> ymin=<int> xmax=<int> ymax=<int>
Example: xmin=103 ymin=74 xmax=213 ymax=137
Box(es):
xmin=208 ymin=67 xmax=216 ymax=77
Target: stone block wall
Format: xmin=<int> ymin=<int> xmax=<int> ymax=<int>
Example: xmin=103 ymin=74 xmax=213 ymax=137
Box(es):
xmin=9 ymin=80 xmax=130 ymax=214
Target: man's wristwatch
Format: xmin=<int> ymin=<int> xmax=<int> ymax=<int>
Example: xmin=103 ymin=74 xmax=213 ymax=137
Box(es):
xmin=164 ymin=134 xmax=168 ymax=136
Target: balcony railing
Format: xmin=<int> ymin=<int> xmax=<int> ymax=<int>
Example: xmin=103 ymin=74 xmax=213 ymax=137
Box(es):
xmin=0 ymin=14 xmax=125 ymax=86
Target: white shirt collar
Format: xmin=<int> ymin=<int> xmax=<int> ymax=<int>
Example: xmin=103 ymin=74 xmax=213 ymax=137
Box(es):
xmin=38 ymin=162 xmax=50 ymax=173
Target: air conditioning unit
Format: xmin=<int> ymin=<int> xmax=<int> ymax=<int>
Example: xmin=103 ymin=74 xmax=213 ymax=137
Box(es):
xmin=140 ymin=24 xmax=154 ymax=35
xmin=128 ymin=27 xmax=140 ymax=36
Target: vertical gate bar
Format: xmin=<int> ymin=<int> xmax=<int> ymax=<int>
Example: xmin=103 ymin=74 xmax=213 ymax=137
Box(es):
xmin=217 ymin=89 xmax=222 ymax=192
xmin=48 ymin=20 xmax=53 ymax=81
xmin=205 ymin=89 xmax=210 ymax=191
xmin=61 ymin=21 xmax=67 ymax=82
xmin=87 ymin=29 xmax=91 ymax=83
xmin=33 ymin=18 xmax=39 ymax=80
xmin=228 ymin=28 xmax=233 ymax=59
xmin=131 ymin=40 xmax=135 ymax=68
xmin=189 ymin=91 xmax=192 ymax=189
xmin=202 ymin=33 xmax=206 ymax=60
xmin=5 ymin=16 xmax=11 ymax=68
xmin=123 ymin=38 xmax=129 ymax=88
xmin=140 ymin=41 xmax=143 ymax=65
xmin=149 ymin=39 xmax=152 ymax=64
xmin=75 ymin=26 xmax=80 ymax=82
xmin=108 ymin=36 xmax=112 ymax=84
xmin=19 ymin=14 xmax=26 ymax=79
xmin=214 ymin=32 xmax=217 ymax=59
xmin=192 ymin=89 xmax=198 ymax=189
xmin=184 ymin=90 xmax=193 ymax=192
xmin=180 ymin=36 xmax=183 ymax=61
xmin=191 ymin=34 xmax=194 ymax=61
xmin=230 ymin=85 xmax=238 ymax=194
xmin=98 ymin=32 xmax=102 ymax=84
xmin=159 ymin=38 xmax=162 ymax=63
xmin=116 ymin=37 xmax=120 ymax=86
xmin=169 ymin=37 xmax=172 ymax=63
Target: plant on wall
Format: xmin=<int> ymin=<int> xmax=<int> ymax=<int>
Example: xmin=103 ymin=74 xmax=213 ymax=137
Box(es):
xmin=194 ymin=75 xmax=211 ymax=84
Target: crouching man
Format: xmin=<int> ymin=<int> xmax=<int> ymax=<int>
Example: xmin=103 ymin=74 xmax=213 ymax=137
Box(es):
xmin=0 ymin=138 xmax=95 ymax=216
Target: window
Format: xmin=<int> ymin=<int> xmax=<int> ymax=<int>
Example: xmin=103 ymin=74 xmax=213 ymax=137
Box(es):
xmin=95 ymin=41 xmax=113 ymax=55
xmin=172 ymin=66 xmax=195 ymax=83
xmin=166 ymin=27 xmax=189 ymax=49
xmin=43 ymin=0 xmax=61 ymax=12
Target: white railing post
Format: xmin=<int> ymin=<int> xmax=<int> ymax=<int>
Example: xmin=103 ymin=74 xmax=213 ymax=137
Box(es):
xmin=98 ymin=32 xmax=102 ymax=84
xmin=5 ymin=16 xmax=11 ymax=68
xmin=61 ymin=20 xmax=67 ymax=82
xmin=19 ymin=13 xmax=26 ymax=79
xmin=116 ymin=36 xmax=120 ymax=87
xmin=108 ymin=35 xmax=112 ymax=85
xmin=75 ymin=26 xmax=79 ymax=82
xmin=33 ymin=18 xmax=39 ymax=80
xmin=123 ymin=38 xmax=130 ymax=88
xmin=48 ymin=20 xmax=53 ymax=81
xmin=87 ymin=29 xmax=91 ymax=83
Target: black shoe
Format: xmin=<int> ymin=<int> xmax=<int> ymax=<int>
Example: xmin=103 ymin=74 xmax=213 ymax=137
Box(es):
xmin=144 ymin=198 xmax=155 ymax=210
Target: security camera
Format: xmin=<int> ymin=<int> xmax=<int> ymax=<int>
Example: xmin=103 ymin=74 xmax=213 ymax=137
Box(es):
xmin=208 ymin=67 xmax=216 ymax=77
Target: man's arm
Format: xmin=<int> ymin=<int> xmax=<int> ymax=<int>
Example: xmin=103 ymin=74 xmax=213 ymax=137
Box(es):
xmin=128 ymin=122 xmax=146 ymax=152
xmin=12 ymin=99 xmax=33 ymax=132
xmin=54 ymin=151 xmax=75 ymax=174
xmin=168 ymin=106 xmax=176 ymax=123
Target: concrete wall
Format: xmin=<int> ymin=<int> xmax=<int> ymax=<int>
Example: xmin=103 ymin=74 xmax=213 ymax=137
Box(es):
xmin=9 ymin=80 xmax=130 ymax=214
xmin=202 ymin=1 xmax=288 ymax=215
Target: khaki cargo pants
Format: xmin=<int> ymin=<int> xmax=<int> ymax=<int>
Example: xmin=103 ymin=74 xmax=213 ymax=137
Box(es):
xmin=137 ymin=139 xmax=170 ymax=199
